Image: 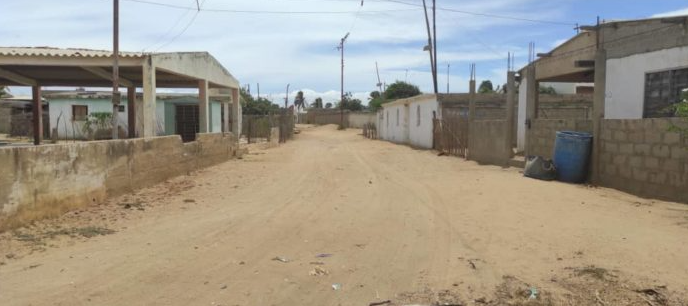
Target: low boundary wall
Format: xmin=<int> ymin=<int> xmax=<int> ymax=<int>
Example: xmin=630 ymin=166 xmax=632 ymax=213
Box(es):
xmin=599 ymin=118 xmax=687 ymax=203
xmin=468 ymin=120 xmax=509 ymax=166
xmin=0 ymin=133 xmax=242 ymax=231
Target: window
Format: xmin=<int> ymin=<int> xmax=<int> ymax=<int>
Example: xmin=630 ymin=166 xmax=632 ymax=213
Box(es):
xmin=72 ymin=105 xmax=88 ymax=121
xmin=644 ymin=68 xmax=688 ymax=118
xmin=396 ymin=109 xmax=399 ymax=126
xmin=416 ymin=105 xmax=421 ymax=126
xmin=118 ymin=105 xmax=125 ymax=112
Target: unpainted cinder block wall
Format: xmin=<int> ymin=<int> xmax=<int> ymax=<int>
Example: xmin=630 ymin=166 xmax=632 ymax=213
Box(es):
xmin=0 ymin=133 xmax=240 ymax=231
xmin=468 ymin=120 xmax=509 ymax=166
xmin=599 ymin=118 xmax=688 ymax=203
xmin=527 ymin=119 xmax=593 ymax=159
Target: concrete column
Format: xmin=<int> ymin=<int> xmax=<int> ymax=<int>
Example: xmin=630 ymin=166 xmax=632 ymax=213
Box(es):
xmin=141 ymin=58 xmax=157 ymax=138
xmin=468 ymin=80 xmax=476 ymax=122
xmin=591 ymin=49 xmax=607 ymax=183
xmin=231 ymin=87 xmax=241 ymax=140
xmin=467 ymin=80 xmax=476 ymax=159
xmin=505 ymin=71 xmax=516 ymax=161
xmin=198 ymin=80 xmax=209 ymax=133
xmin=127 ymin=86 xmax=136 ymax=138
xmin=524 ymin=65 xmax=537 ymax=157
xmin=223 ymin=102 xmax=230 ymax=133
xmin=32 ymin=86 xmax=42 ymax=145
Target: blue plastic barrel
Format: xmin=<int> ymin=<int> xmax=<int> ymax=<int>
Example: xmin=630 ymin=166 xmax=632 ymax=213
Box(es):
xmin=553 ymin=131 xmax=593 ymax=183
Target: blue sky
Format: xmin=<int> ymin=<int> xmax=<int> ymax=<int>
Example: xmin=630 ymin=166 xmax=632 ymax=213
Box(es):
xmin=2 ymin=0 xmax=688 ymax=104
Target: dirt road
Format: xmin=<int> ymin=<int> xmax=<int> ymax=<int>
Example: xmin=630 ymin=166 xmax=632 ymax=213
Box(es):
xmin=2 ymin=125 xmax=688 ymax=305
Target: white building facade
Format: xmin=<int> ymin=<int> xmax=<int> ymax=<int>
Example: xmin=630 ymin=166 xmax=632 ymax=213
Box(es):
xmin=378 ymin=94 xmax=438 ymax=149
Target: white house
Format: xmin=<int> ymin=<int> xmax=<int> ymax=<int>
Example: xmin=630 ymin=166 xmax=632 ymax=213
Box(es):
xmin=45 ymin=90 xmax=228 ymax=141
xmin=378 ymin=94 xmax=438 ymax=149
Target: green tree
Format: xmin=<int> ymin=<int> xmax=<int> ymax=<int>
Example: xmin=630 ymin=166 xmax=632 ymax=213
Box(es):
xmin=240 ymin=88 xmax=280 ymax=115
xmin=384 ymin=81 xmax=421 ymax=100
xmin=368 ymin=91 xmax=384 ymax=111
xmin=294 ymin=91 xmax=307 ymax=111
xmin=337 ymin=92 xmax=364 ymax=112
xmin=478 ymin=80 xmax=494 ymax=94
xmin=325 ymin=102 xmax=333 ymax=109
xmin=539 ymin=85 xmax=557 ymax=95
xmin=670 ymin=89 xmax=688 ymax=135
xmin=0 ymin=86 xmax=10 ymax=98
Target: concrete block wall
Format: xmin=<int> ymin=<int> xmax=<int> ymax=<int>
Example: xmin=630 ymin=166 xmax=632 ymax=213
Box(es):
xmin=348 ymin=113 xmax=376 ymax=129
xmin=599 ymin=118 xmax=688 ymax=203
xmin=0 ymin=133 xmax=240 ymax=231
xmin=306 ymin=110 xmax=349 ymax=127
xmin=527 ymin=119 xmax=593 ymax=159
xmin=468 ymin=120 xmax=509 ymax=166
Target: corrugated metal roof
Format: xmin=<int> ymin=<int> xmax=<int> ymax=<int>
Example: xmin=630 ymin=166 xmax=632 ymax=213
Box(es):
xmin=0 ymin=47 xmax=146 ymax=58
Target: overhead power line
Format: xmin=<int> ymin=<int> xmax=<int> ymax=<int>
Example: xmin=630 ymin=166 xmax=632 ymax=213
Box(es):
xmin=380 ymin=0 xmax=577 ymax=26
xmin=121 ymin=0 xmax=418 ymax=14
xmin=153 ymin=0 xmax=206 ymax=51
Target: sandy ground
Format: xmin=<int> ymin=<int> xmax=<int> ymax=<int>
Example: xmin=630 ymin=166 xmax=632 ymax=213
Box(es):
xmin=1 ymin=125 xmax=688 ymax=306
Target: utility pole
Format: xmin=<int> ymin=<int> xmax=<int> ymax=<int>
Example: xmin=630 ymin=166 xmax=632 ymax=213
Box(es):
xmin=338 ymin=32 xmax=350 ymax=129
xmin=422 ymin=0 xmax=437 ymax=94
xmin=446 ymin=63 xmax=450 ymax=94
xmin=257 ymin=83 xmax=261 ymax=99
xmin=111 ymin=0 xmax=121 ymax=139
xmin=284 ymin=84 xmax=290 ymax=109
xmin=433 ymin=0 xmax=438 ymax=94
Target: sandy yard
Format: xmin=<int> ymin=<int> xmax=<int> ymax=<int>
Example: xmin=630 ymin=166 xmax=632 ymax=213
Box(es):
xmin=1 ymin=124 xmax=687 ymax=306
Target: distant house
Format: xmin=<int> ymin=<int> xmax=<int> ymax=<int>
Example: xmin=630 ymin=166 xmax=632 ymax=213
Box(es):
xmin=378 ymin=94 xmax=438 ymax=149
xmin=44 ymin=90 xmax=229 ymax=141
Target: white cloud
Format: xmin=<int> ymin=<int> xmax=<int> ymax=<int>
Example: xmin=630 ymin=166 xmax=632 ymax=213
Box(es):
xmin=2 ymin=0 xmax=568 ymax=96
xmin=652 ymin=7 xmax=688 ymax=18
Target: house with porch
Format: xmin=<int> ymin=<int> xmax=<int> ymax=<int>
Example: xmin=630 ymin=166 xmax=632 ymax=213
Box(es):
xmin=518 ymin=15 xmax=688 ymax=202
xmin=0 ymin=47 xmax=242 ymax=145
xmin=44 ymin=90 xmax=231 ymax=142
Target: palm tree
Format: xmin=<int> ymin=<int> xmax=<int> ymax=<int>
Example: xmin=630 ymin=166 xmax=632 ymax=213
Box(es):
xmin=294 ymin=91 xmax=307 ymax=112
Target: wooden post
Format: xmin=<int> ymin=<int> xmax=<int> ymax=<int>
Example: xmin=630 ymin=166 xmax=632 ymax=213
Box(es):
xmin=127 ymin=86 xmax=136 ymax=138
xmin=223 ymin=102 xmax=230 ymax=133
xmin=32 ymin=86 xmax=42 ymax=145
xmin=231 ymin=88 xmax=240 ymax=141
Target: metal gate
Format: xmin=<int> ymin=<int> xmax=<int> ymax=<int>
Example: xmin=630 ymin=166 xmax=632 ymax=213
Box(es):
xmin=175 ymin=104 xmax=199 ymax=142
xmin=433 ymin=110 xmax=468 ymax=157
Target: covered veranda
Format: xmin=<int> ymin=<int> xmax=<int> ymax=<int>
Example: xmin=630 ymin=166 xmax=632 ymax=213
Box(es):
xmin=0 ymin=47 xmax=241 ymax=145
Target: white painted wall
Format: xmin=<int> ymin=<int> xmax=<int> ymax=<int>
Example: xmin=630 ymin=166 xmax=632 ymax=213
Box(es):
xmin=380 ymin=104 xmax=408 ymax=144
xmin=155 ymin=101 xmax=166 ymax=136
xmin=379 ymin=95 xmax=438 ymax=149
xmin=517 ymin=77 xmax=528 ymax=152
xmin=210 ymin=102 xmax=222 ymax=133
xmin=605 ymin=45 xmax=688 ymax=119
xmin=408 ymin=99 xmax=438 ymax=149
xmin=49 ymin=99 xmax=129 ymax=139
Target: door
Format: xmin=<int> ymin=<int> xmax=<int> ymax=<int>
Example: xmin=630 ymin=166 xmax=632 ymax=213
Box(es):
xmin=175 ymin=104 xmax=199 ymax=142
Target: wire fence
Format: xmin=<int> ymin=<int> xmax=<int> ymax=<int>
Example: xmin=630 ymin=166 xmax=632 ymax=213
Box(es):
xmin=243 ymin=111 xmax=294 ymax=144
